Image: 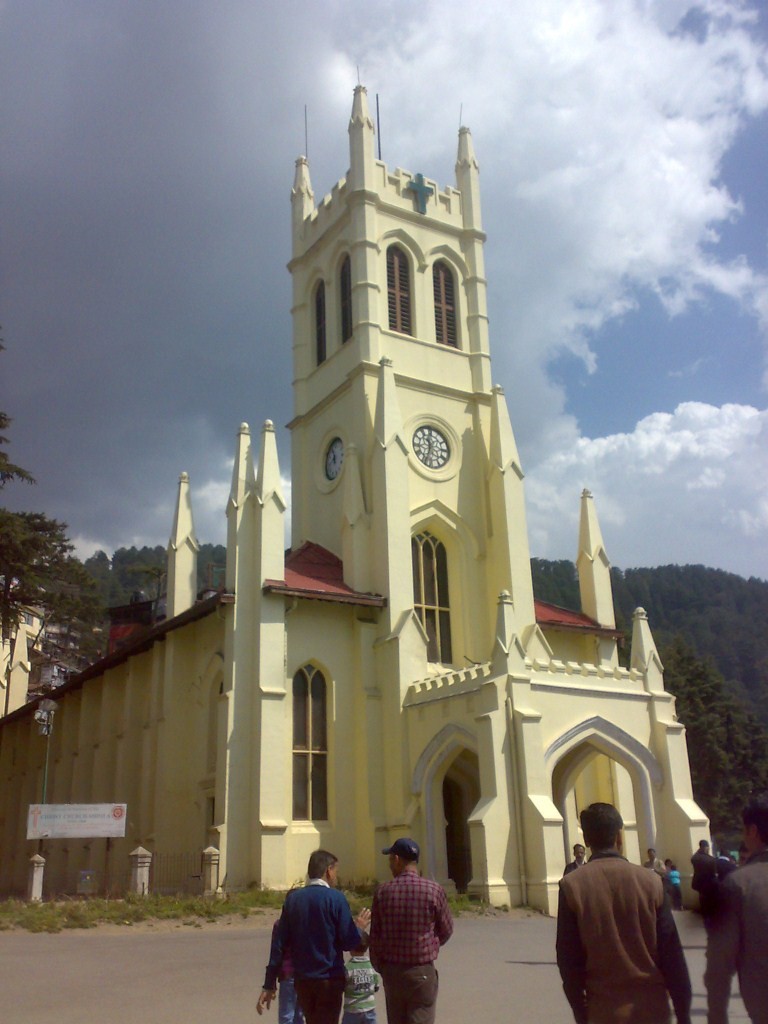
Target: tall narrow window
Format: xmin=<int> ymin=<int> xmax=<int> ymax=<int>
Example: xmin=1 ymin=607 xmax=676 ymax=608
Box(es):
xmin=292 ymin=664 xmax=328 ymax=820
xmin=315 ymin=282 xmax=327 ymax=365
xmin=433 ymin=261 xmax=457 ymax=346
xmin=340 ymin=255 xmax=353 ymax=344
xmin=387 ymin=245 xmax=412 ymax=335
xmin=412 ymin=532 xmax=452 ymax=663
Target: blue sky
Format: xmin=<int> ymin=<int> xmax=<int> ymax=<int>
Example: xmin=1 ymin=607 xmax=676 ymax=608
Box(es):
xmin=1 ymin=0 xmax=767 ymax=581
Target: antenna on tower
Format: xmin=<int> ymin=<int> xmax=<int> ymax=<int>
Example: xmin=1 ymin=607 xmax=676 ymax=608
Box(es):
xmin=376 ymin=93 xmax=382 ymax=160
xmin=304 ymin=104 xmax=308 ymax=158
xmin=459 ymin=103 xmax=463 ymax=129
xmin=357 ymin=65 xmax=361 ymax=85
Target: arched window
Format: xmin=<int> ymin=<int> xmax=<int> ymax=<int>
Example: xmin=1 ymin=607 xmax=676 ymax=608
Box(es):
xmin=387 ymin=245 xmax=412 ymax=335
xmin=315 ymin=282 xmax=327 ymax=365
xmin=292 ymin=664 xmax=328 ymax=820
xmin=433 ymin=261 xmax=457 ymax=347
xmin=412 ymin=532 xmax=452 ymax=663
xmin=340 ymin=255 xmax=353 ymax=344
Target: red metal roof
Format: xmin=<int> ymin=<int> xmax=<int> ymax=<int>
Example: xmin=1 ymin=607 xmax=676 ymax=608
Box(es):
xmin=535 ymin=599 xmax=622 ymax=637
xmin=263 ymin=542 xmax=386 ymax=608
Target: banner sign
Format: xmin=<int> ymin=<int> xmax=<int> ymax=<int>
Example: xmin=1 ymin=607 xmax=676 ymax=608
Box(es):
xmin=27 ymin=803 xmax=127 ymax=839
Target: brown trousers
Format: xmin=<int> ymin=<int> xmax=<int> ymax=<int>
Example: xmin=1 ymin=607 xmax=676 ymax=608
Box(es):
xmin=380 ymin=963 xmax=439 ymax=1024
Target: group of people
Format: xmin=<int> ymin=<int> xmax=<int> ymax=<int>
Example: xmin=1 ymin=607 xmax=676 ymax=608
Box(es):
xmin=257 ymin=838 xmax=452 ymax=1024
xmin=256 ymin=795 xmax=767 ymax=1024
xmin=556 ymin=795 xmax=768 ymax=1024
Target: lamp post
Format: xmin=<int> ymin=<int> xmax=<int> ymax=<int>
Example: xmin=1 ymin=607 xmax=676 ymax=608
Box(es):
xmin=34 ymin=698 xmax=57 ymax=805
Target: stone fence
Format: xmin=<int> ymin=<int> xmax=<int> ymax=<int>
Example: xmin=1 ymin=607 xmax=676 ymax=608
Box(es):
xmin=27 ymin=845 xmax=221 ymax=902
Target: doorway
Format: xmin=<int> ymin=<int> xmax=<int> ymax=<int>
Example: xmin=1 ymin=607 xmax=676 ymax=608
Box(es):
xmin=442 ymin=750 xmax=480 ymax=893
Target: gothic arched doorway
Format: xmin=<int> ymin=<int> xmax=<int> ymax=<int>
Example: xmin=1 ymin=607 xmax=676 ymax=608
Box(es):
xmin=550 ymin=731 xmax=659 ymax=872
xmin=442 ymin=750 xmax=480 ymax=893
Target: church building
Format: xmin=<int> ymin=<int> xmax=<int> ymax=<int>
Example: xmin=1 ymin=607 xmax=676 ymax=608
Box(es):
xmin=0 ymin=87 xmax=707 ymax=911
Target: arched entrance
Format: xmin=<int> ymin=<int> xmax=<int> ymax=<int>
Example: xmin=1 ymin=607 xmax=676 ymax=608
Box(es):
xmin=547 ymin=717 xmax=663 ymax=871
xmin=442 ymin=750 xmax=480 ymax=892
xmin=412 ymin=727 xmax=481 ymax=889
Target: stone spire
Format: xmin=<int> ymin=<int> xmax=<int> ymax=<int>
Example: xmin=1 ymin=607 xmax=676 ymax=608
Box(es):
xmin=291 ymin=155 xmax=314 ymax=238
xmin=226 ymin=422 xmax=257 ymax=592
xmin=456 ymin=126 xmax=482 ymax=231
xmin=348 ymin=84 xmax=375 ymax=191
xmin=166 ymin=472 xmax=200 ymax=618
xmin=630 ymin=607 xmax=665 ymax=692
xmin=576 ymin=489 xmax=615 ymax=628
xmin=255 ymin=419 xmax=286 ymax=583
xmin=455 ymin=126 xmax=490 ymax=390
xmin=486 ymin=386 xmax=535 ymax=628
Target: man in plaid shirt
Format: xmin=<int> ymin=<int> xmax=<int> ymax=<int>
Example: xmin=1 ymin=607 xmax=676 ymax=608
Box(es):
xmin=369 ymin=838 xmax=453 ymax=1024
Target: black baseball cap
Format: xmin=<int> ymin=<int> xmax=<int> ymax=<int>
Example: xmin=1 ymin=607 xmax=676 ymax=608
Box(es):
xmin=382 ymin=838 xmax=420 ymax=862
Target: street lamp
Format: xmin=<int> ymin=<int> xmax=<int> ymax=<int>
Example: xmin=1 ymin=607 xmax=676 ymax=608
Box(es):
xmin=34 ymin=698 xmax=57 ymax=804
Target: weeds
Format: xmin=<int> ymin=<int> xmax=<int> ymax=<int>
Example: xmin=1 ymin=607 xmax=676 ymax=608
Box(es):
xmin=0 ymin=884 xmax=495 ymax=934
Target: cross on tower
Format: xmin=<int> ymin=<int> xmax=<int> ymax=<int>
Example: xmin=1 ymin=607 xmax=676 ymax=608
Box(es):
xmin=405 ymin=172 xmax=434 ymax=214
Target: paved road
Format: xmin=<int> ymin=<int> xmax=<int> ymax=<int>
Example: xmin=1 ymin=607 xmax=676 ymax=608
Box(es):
xmin=0 ymin=909 xmax=748 ymax=1023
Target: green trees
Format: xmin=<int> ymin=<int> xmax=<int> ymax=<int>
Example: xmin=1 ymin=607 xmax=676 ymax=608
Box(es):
xmin=0 ymin=509 xmax=101 ymax=659
xmin=82 ymin=543 xmax=226 ymax=609
xmin=661 ymin=637 xmax=768 ymax=839
xmin=1 ymin=373 xmax=101 ymax=710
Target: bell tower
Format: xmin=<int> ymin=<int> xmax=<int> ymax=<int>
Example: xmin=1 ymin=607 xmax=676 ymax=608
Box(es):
xmin=287 ymin=85 xmax=536 ymax=674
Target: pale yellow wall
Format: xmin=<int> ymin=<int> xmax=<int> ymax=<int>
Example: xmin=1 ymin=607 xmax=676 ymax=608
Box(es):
xmin=0 ymin=612 xmax=224 ymax=896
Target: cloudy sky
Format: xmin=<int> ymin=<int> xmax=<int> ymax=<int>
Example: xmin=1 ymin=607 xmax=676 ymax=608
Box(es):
xmin=2 ymin=0 xmax=767 ymax=581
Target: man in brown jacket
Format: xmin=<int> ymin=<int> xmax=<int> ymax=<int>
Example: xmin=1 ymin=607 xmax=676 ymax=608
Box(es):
xmin=556 ymin=802 xmax=691 ymax=1024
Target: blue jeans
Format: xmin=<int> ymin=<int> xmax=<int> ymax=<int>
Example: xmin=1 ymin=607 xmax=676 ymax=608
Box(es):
xmin=342 ymin=1012 xmax=377 ymax=1024
xmin=279 ymin=977 xmax=305 ymax=1024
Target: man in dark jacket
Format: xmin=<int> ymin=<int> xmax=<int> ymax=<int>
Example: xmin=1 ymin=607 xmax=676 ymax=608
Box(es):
xmin=691 ymin=839 xmax=719 ymax=929
xmin=705 ymin=794 xmax=768 ymax=1024
xmin=564 ymin=843 xmax=586 ymax=875
xmin=258 ymin=849 xmax=370 ymax=1024
xmin=557 ymin=803 xmax=691 ymax=1024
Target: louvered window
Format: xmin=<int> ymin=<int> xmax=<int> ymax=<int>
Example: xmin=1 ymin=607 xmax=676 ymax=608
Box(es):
xmin=387 ymin=245 xmax=412 ymax=335
xmin=315 ymin=282 xmax=326 ymax=365
xmin=433 ymin=261 xmax=457 ymax=347
xmin=340 ymin=256 xmax=353 ymax=344
xmin=412 ymin=532 xmax=452 ymax=663
xmin=292 ymin=664 xmax=328 ymax=820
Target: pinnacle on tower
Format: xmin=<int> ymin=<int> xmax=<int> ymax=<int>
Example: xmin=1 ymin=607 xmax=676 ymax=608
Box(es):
xmin=167 ymin=471 xmax=200 ymax=618
xmin=576 ymin=489 xmax=615 ymax=628
xmin=348 ymin=84 xmax=375 ymax=191
xmin=291 ymin=156 xmax=314 ymax=236
xmin=255 ymin=419 xmax=286 ymax=583
xmin=456 ymin=126 xmax=482 ymax=231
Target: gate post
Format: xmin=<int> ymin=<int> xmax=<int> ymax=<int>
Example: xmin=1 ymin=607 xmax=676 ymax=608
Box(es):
xmin=129 ymin=846 xmax=152 ymax=896
xmin=28 ymin=853 xmax=46 ymax=902
xmin=202 ymin=846 xmax=220 ymax=897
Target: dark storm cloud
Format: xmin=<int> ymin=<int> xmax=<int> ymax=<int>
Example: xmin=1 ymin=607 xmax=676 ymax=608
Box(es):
xmin=2 ymin=1 xmax=767 ymax=577
xmin=1 ymin=2 xmax=311 ymax=547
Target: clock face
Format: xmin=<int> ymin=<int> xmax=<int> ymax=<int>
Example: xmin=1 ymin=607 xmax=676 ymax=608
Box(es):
xmin=412 ymin=425 xmax=450 ymax=469
xmin=324 ymin=437 xmax=344 ymax=480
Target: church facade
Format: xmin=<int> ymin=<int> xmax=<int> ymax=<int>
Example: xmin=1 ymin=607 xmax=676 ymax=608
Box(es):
xmin=0 ymin=88 xmax=707 ymax=911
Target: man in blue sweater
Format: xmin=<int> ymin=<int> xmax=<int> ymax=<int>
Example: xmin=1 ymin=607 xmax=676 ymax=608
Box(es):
xmin=258 ymin=850 xmax=371 ymax=1024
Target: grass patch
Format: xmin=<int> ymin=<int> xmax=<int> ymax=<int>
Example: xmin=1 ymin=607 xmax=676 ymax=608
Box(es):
xmin=0 ymin=883 xmax=497 ymax=934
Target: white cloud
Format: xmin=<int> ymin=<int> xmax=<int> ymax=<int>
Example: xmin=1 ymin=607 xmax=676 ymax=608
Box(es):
xmin=338 ymin=0 xmax=768 ymax=451
xmin=525 ymin=401 xmax=768 ymax=577
xmin=3 ymin=1 xmax=768 ymax=583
